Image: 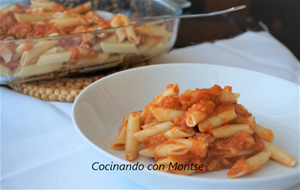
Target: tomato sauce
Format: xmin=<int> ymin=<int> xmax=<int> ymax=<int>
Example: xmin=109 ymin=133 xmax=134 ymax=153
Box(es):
xmin=144 ymin=134 xmax=167 ymax=148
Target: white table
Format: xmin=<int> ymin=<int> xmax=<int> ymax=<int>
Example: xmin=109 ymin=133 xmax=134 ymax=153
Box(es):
xmin=1 ymin=31 xmax=299 ymax=189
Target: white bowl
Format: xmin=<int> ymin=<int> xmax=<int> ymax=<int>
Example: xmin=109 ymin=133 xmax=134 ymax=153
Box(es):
xmin=72 ymin=63 xmax=299 ymax=189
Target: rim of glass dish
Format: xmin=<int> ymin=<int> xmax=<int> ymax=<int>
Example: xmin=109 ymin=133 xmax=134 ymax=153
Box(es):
xmin=0 ymin=7 xmax=183 ymax=43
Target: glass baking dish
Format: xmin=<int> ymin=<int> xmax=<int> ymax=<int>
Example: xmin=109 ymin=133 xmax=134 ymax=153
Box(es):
xmin=0 ymin=0 xmax=191 ymax=83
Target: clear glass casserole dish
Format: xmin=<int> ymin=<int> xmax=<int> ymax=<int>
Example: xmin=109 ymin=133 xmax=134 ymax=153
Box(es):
xmin=0 ymin=0 xmax=191 ymax=83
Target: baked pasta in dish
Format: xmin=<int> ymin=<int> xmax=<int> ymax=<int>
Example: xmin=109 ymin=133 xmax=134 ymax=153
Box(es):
xmin=0 ymin=0 xmax=171 ymax=79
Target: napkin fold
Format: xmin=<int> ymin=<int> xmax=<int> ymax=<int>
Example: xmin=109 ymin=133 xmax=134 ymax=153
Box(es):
xmin=154 ymin=31 xmax=300 ymax=84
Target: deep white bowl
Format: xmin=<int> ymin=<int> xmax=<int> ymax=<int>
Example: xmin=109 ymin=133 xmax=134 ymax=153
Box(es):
xmin=72 ymin=63 xmax=299 ymax=189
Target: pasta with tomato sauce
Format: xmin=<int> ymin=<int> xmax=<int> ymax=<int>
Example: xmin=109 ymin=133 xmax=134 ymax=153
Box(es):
xmin=111 ymin=84 xmax=296 ymax=178
xmin=0 ymin=0 xmax=172 ymax=80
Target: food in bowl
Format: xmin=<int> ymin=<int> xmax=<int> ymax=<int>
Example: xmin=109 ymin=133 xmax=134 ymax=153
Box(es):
xmin=111 ymin=84 xmax=296 ymax=178
xmin=0 ymin=0 xmax=176 ymax=82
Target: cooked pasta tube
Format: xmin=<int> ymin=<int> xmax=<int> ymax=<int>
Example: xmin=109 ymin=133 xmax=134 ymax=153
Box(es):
xmin=15 ymin=13 xmax=53 ymax=23
xmin=0 ymin=65 xmax=12 ymax=77
xmin=49 ymin=16 xmax=88 ymax=27
xmin=180 ymin=89 xmax=192 ymax=95
xmin=110 ymin=114 xmax=129 ymax=150
xmin=133 ymin=121 xmax=174 ymax=142
xmin=233 ymin=93 xmax=240 ymax=98
xmin=134 ymin=23 xmax=169 ymax=36
xmin=102 ymin=54 xmax=120 ymax=63
xmin=227 ymin=150 xmax=271 ymax=178
xmin=253 ymin=124 xmax=274 ymax=143
xmin=156 ymin=156 xmax=189 ymax=172
xmin=119 ymin=14 xmax=140 ymax=45
xmin=14 ymin=62 xmax=63 ymax=77
xmin=43 ymin=47 xmax=58 ymax=54
xmin=125 ymin=112 xmax=141 ymax=161
xmin=37 ymin=51 xmax=71 ymax=66
xmin=212 ymin=124 xmax=253 ymax=138
xmin=20 ymin=40 xmax=57 ymax=66
xmin=74 ymin=53 xmax=109 ymax=67
xmin=197 ymin=106 xmax=237 ymax=132
xmin=0 ymin=4 xmax=9 ymax=14
xmin=149 ymin=105 xmax=185 ymax=122
xmin=163 ymin=127 xmax=193 ymax=139
xmin=234 ymin=116 xmax=255 ymax=125
xmin=226 ymin=148 xmax=254 ymax=157
xmin=151 ymin=83 xmax=179 ymax=104
xmin=115 ymin=29 xmax=126 ymax=43
xmin=186 ymin=111 xmax=208 ymax=127
xmin=140 ymin=106 xmax=152 ymax=124
xmin=3 ymin=4 xmax=18 ymax=13
xmin=71 ymin=1 xmax=91 ymax=14
xmin=31 ymin=0 xmax=57 ymax=11
xmin=101 ymin=42 xmax=138 ymax=53
xmin=141 ymin=121 xmax=159 ymax=130
xmin=139 ymin=143 xmax=189 ymax=158
xmin=261 ymin=140 xmax=296 ymax=167
xmin=93 ymin=35 xmax=118 ymax=51
xmin=171 ymin=138 xmax=208 ymax=157
xmin=219 ymin=89 xmax=238 ymax=103
xmin=147 ymin=41 xmax=169 ymax=55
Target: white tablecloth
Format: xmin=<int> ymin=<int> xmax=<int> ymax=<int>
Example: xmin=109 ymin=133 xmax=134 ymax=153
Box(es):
xmin=1 ymin=31 xmax=299 ymax=189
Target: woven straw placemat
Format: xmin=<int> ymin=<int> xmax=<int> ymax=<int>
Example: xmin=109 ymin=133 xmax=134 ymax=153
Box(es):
xmin=9 ymin=60 xmax=154 ymax=102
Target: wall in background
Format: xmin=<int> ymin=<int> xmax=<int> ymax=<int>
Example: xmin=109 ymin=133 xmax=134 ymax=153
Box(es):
xmin=179 ymin=0 xmax=299 ymax=60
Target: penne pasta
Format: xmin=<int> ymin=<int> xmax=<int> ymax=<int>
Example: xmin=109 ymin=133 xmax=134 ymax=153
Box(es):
xmin=36 ymin=51 xmax=71 ymax=66
xmin=101 ymin=42 xmax=138 ymax=53
xmin=93 ymin=35 xmax=118 ymax=51
xmin=43 ymin=47 xmax=58 ymax=55
xmin=111 ymin=84 xmax=297 ymax=178
xmin=227 ymin=150 xmax=271 ymax=178
xmin=197 ymin=106 xmax=237 ymax=132
xmin=118 ymin=14 xmax=140 ymax=45
xmin=212 ymin=124 xmax=253 ymax=138
xmin=151 ymin=83 xmax=179 ymax=104
xmin=261 ymin=139 xmax=296 ymax=167
xmin=14 ymin=62 xmax=63 ymax=77
xmin=141 ymin=121 xmax=160 ymax=130
xmin=219 ymin=89 xmax=238 ymax=103
xmin=171 ymin=138 xmax=208 ymax=157
xmin=72 ymin=53 xmax=110 ymax=68
xmin=133 ymin=121 xmax=174 ymax=142
xmin=134 ymin=23 xmax=169 ymax=37
xmin=15 ymin=13 xmax=53 ymax=23
xmin=0 ymin=4 xmax=9 ymax=14
xmin=139 ymin=143 xmax=190 ymax=158
xmin=49 ymin=16 xmax=88 ymax=27
xmin=3 ymin=4 xmax=18 ymax=13
xmin=226 ymin=148 xmax=254 ymax=157
xmin=31 ymin=0 xmax=56 ymax=10
xmin=163 ymin=127 xmax=193 ymax=139
xmin=125 ymin=112 xmax=141 ymax=161
xmin=140 ymin=106 xmax=152 ymax=124
xmin=234 ymin=116 xmax=255 ymax=125
xmin=20 ymin=40 xmax=57 ymax=66
xmin=103 ymin=54 xmax=121 ymax=63
xmin=115 ymin=29 xmax=126 ymax=43
xmin=253 ymin=124 xmax=274 ymax=143
xmin=148 ymin=104 xmax=185 ymax=122
xmin=110 ymin=114 xmax=129 ymax=150
xmin=0 ymin=64 xmax=12 ymax=77
xmin=186 ymin=111 xmax=207 ymax=127
xmin=71 ymin=1 xmax=91 ymax=14
xmin=156 ymin=156 xmax=190 ymax=172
